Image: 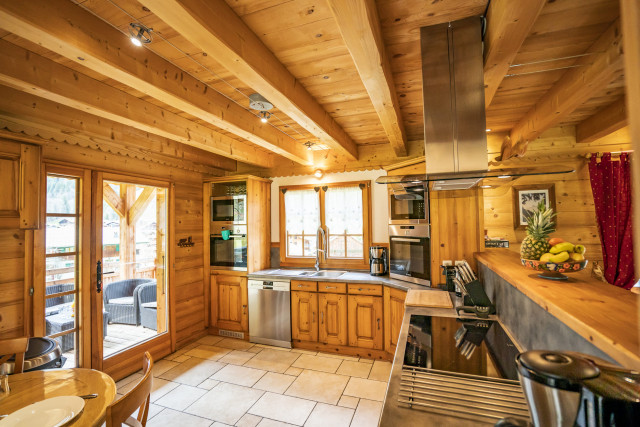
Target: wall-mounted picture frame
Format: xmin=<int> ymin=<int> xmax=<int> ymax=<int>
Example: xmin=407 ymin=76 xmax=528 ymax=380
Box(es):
xmin=512 ymin=184 xmax=556 ymax=230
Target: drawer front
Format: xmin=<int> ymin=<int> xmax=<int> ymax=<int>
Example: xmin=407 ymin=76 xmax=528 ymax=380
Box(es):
xmin=348 ymin=283 xmax=382 ymax=296
xmin=318 ymin=282 xmax=347 ymax=294
xmin=292 ymin=280 xmax=317 ymax=292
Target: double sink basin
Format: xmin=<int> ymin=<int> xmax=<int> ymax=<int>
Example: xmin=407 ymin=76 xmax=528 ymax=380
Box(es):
xmin=270 ymin=269 xmax=348 ymax=279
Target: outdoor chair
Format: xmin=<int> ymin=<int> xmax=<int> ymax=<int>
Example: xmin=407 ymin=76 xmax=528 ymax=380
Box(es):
xmin=136 ymin=281 xmax=158 ymax=331
xmin=103 ymin=278 xmax=153 ymax=325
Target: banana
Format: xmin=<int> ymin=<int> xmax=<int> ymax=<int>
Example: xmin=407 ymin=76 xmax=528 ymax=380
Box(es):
xmin=550 ymin=251 xmax=570 ymax=263
xmin=550 ymin=242 xmax=574 ymax=254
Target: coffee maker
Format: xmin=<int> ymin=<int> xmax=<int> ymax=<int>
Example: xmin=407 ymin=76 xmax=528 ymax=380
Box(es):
xmin=515 ymin=350 xmax=640 ymax=426
xmin=369 ymin=246 xmax=388 ymax=276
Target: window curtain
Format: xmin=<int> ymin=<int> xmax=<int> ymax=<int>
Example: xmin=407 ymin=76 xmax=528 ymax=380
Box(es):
xmin=588 ymin=153 xmax=635 ymax=289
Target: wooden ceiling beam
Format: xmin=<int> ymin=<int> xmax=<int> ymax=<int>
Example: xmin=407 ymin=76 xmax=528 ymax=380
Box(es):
xmin=509 ymin=19 xmax=624 ymax=147
xmin=128 ymin=187 xmax=155 ymax=225
xmin=0 ymin=0 xmax=310 ymax=166
xmin=576 ymin=97 xmax=627 ymax=143
xmin=138 ymin=0 xmax=359 ymax=160
xmin=327 ymin=0 xmax=407 ymax=157
xmin=0 ymin=40 xmax=272 ymax=168
xmin=103 ymin=184 xmax=125 ymax=218
xmin=0 ymin=86 xmax=236 ymax=174
xmin=483 ymin=0 xmax=546 ymax=108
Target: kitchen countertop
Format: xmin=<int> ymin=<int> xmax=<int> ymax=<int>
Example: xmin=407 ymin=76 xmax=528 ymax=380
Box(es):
xmin=476 ymin=249 xmax=640 ymax=370
xmin=248 ymin=269 xmax=428 ymax=291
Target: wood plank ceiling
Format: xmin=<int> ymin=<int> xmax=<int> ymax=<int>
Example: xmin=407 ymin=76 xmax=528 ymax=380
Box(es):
xmin=0 ymin=0 xmax=626 ymax=172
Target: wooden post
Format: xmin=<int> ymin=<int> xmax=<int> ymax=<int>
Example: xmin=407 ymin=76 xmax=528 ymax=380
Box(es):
xmin=119 ymin=184 xmax=136 ymax=279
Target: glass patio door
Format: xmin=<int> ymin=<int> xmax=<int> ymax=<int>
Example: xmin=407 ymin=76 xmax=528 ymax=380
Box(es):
xmin=93 ymin=173 xmax=169 ymax=370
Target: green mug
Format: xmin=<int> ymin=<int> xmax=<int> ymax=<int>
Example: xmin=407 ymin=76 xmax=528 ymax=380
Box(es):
xmin=221 ymin=229 xmax=231 ymax=240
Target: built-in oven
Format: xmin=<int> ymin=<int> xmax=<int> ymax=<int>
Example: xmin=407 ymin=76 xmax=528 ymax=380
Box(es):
xmin=211 ymin=195 xmax=246 ymax=223
xmin=210 ymin=223 xmax=248 ymax=270
xmin=388 ymin=224 xmax=430 ymax=286
xmin=389 ymin=184 xmax=428 ymax=224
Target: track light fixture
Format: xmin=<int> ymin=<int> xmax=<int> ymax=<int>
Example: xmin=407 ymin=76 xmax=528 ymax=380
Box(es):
xmin=304 ymin=141 xmax=315 ymax=151
xmin=129 ymin=23 xmax=153 ymax=46
xmin=259 ymin=111 xmax=272 ymax=123
xmin=314 ymin=169 xmax=324 ymax=179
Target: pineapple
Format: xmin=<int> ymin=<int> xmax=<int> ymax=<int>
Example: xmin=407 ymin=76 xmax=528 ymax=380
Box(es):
xmin=520 ymin=202 xmax=555 ymax=260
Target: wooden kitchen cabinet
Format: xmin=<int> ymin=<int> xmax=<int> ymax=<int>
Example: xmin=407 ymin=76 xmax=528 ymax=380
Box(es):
xmin=291 ymin=290 xmax=318 ymax=342
xmin=348 ymin=294 xmax=383 ymax=350
xmin=212 ymin=274 xmax=248 ymax=332
xmin=384 ymin=287 xmax=407 ymax=354
xmin=0 ymin=142 xmax=41 ymax=230
xmin=318 ymin=292 xmax=347 ymax=345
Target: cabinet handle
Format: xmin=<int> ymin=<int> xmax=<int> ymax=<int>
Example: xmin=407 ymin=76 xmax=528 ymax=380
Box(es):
xmin=325 ymin=286 xmax=336 ymax=289
xmin=242 ymin=304 xmax=247 ymax=315
xmin=298 ymin=284 xmax=304 ymax=288
xmin=321 ymin=311 xmax=324 ymax=324
xmin=377 ymin=318 xmax=380 ymax=330
xmin=312 ymin=311 xmax=315 ymax=322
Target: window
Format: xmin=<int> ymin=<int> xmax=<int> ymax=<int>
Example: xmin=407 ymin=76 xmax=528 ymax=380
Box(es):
xmin=279 ymin=181 xmax=371 ymax=268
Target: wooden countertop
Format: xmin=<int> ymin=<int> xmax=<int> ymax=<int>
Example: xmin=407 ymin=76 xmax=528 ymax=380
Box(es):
xmin=475 ymin=249 xmax=640 ymax=370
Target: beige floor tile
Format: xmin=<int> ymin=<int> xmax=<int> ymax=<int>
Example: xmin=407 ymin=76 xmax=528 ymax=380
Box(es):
xmin=215 ymin=338 xmax=255 ymax=350
xmin=254 ymin=344 xmax=291 ymax=352
xmin=244 ymin=349 xmax=300 ymax=373
xmin=247 ymin=346 xmax=263 ymax=354
xmin=367 ymin=360 xmax=392 ymax=382
xmin=185 ymin=382 xmax=264 ymax=425
xmin=198 ymin=335 xmax=225 ymax=346
xmin=236 ymin=413 xmax=262 ymax=427
xmin=147 ymin=408 xmax=213 ymax=427
xmin=350 ymin=399 xmax=382 ymax=427
xmin=343 ymin=378 xmax=388 ymax=401
xmin=159 ymin=357 xmax=226 ymax=386
xmin=336 ymin=360 xmax=372 ymax=379
xmin=284 ymin=367 xmax=303 ymax=376
xmin=248 ymin=392 xmax=316 ymax=426
xmin=173 ymin=355 xmax=191 ymax=363
xmin=256 ymin=419 xmax=296 ymax=427
xmin=212 ymin=364 xmax=267 ymax=387
xmin=304 ymin=403 xmax=354 ymax=427
xmin=116 ymin=373 xmax=142 ymax=394
xmin=252 ymin=372 xmax=296 ymax=394
xmin=285 ymin=370 xmax=349 ymax=405
xmin=155 ymin=384 xmax=208 ymax=411
xmin=315 ymin=352 xmax=360 ymax=362
xmin=197 ymin=378 xmax=220 ymax=390
xmin=337 ymin=396 xmax=359 ymax=409
xmin=146 ymin=403 xmax=164 ymax=419
xmin=153 ymin=359 xmax=180 ymax=377
xmin=291 ymin=354 xmax=342 ymax=373
xmin=212 ymin=423 xmax=232 ymax=427
xmin=150 ymin=378 xmax=180 ymax=403
xmin=218 ymin=350 xmax=256 ymax=365
xmin=186 ymin=345 xmax=232 ymax=361
xmin=357 ymin=358 xmax=374 ymax=364
xmin=290 ymin=349 xmax=317 ymax=355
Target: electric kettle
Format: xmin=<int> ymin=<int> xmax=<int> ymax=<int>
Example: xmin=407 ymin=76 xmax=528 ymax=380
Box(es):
xmin=515 ymin=350 xmax=640 ymax=427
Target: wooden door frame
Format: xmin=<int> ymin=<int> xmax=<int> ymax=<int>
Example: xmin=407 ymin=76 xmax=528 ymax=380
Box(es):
xmin=92 ymin=172 xmax=176 ymax=378
xmin=33 ymin=163 xmax=92 ymax=367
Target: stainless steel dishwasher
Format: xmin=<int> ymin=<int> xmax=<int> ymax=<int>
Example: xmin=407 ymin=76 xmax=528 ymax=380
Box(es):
xmin=248 ymin=279 xmax=292 ymax=348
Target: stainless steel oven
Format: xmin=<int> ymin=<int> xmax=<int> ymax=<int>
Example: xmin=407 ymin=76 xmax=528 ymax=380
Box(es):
xmin=389 ymin=184 xmax=428 ymax=224
xmin=388 ymin=224 xmax=430 ymax=286
xmin=211 ymin=195 xmax=246 ymax=223
xmin=210 ymin=223 xmax=248 ymax=270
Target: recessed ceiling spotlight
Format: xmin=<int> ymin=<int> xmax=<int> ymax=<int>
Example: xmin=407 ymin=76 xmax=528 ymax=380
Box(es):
xmin=259 ymin=111 xmax=272 ymax=123
xmin=486 ymin=128 xmax=492 ymax=132
xmin=314 ymin=169 xmax=324 ymax=179
xmin=129 ymin=23 xmax=153 ymax=46
xmin=304 ymin=141 xmax=315 ymax=151
xmin=497 ymin=175 xmax=511 ymax=179
xmin=479 ymin=185 xmax=492 ymax=188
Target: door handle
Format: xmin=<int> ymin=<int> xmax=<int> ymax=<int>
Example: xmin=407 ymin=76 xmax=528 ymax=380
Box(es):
xmin=96 ymin=260 xmax=102 ymax=293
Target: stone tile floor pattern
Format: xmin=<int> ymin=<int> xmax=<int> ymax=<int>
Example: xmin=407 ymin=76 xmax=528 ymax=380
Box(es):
xmin=115 ymin=335 xmax=393 ymax=426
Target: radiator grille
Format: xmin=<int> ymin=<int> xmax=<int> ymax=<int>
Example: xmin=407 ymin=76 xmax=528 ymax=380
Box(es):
xmin=218 ymin=329 xmax=244 ymax=339
xmin=398 ymin=366 xmax=531 ymax=424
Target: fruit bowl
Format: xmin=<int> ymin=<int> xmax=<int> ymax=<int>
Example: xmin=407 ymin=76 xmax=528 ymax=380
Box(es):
xmin=521 ymin=258 xmax=588 ymax=280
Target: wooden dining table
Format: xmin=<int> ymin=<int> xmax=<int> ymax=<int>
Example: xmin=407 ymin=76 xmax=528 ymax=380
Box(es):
xmin=0 ymin=368 xmax=116 ymax=426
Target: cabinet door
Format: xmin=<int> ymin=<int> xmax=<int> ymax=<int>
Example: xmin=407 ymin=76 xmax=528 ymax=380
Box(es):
xmin=384 ymin=287 xmax=407 ymax=354
xmin=292 ymin=291 xmax=318 ymax=342
xmin=215 ymin=275 xmax=248 ymax=332
xmin=348 ymin=295 xmax=383 ymax=349
xmin=318 ymin=293 xmax=347 ymax=345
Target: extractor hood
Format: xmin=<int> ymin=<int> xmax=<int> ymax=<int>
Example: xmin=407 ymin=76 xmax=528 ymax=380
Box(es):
xmin=421 ymin=16 xmax=487 ymax=190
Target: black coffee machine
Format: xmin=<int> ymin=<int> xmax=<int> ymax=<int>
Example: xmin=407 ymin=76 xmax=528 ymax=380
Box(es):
xmin=369 ymin=246 xmax=388 ymax=276
xmin=515 ymin=350 xmax=640 ymax=426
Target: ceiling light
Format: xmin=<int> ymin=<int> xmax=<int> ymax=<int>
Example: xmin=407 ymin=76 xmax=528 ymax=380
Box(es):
xmin=314 ymin=169 xmax=323 ymax=179
xmin=479 ymin=185 xmax=492 ymax=188
xmin=129 ymin=23 xmax=153 ymax=46
xmin=259 ymin=111 xmax=271 ymax=123
xmin=486 ymin=128 xmax=492 ymax=132
xmin=497 ymin=175 xmax=511 ymax=179
xmin=304 ymin=141 xmax=315 ymax=151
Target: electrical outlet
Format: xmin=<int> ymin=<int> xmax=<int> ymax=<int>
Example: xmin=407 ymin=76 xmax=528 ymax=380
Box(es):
xmin=442 ymin=260 xmax=453 ymax=266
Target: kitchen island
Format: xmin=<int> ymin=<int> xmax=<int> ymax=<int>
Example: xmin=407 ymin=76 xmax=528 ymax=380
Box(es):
xmin=475 ymin=249 xmax=640 ymax=370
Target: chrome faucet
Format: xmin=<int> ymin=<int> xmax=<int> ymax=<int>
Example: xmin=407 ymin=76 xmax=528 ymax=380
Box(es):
xmin=315 ymin=226 xmax=327 ymax=272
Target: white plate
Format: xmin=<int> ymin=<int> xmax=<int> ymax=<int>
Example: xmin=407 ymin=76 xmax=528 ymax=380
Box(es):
xmin=1 ymin=396 xmax=85 ymax=427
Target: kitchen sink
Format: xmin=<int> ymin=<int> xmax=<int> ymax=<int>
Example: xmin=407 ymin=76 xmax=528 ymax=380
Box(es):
xmin=297 ymin=270 xmax=347 ymax=279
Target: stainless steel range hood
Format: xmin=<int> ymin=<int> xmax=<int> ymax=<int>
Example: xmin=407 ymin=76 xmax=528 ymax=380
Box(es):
xmin=421 ymin=17 xmax=487 ymax=190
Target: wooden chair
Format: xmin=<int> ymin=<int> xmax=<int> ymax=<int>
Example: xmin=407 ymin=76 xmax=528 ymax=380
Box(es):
xmin=106 ymin=351 xmax=154 ymax=427
xmin=0 ymin=337 xmax=29 ymax=374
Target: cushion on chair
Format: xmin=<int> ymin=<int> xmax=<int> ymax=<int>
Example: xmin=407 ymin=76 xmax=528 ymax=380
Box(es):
xmin=109 ymin=296 xmax=135 ymax=305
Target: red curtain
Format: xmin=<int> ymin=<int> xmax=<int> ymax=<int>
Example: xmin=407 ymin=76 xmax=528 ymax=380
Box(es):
xmin=588 ymin=153 xmax=635 ymax=289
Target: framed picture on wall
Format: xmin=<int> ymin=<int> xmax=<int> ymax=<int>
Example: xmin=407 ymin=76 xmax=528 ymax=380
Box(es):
xmin=512 ymin=184 xmax=556 ymax=230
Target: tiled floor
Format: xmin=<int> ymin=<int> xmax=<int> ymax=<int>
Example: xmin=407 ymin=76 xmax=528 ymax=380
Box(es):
xmin=115 ymin=335 xmax=393 ymax=426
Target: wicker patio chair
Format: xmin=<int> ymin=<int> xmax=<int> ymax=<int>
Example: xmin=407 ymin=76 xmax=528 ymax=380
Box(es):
xmin=103 ymin=278 xmax=153 ymax=325
xmin=136 ymin=281 xmax=158 ymax=331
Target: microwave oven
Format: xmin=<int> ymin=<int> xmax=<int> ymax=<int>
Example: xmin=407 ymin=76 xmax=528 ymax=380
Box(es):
xmin=211 ymin=195 xmax=246 ymax=223
xmin=389 ymin=185 xmax=428 ymax=224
